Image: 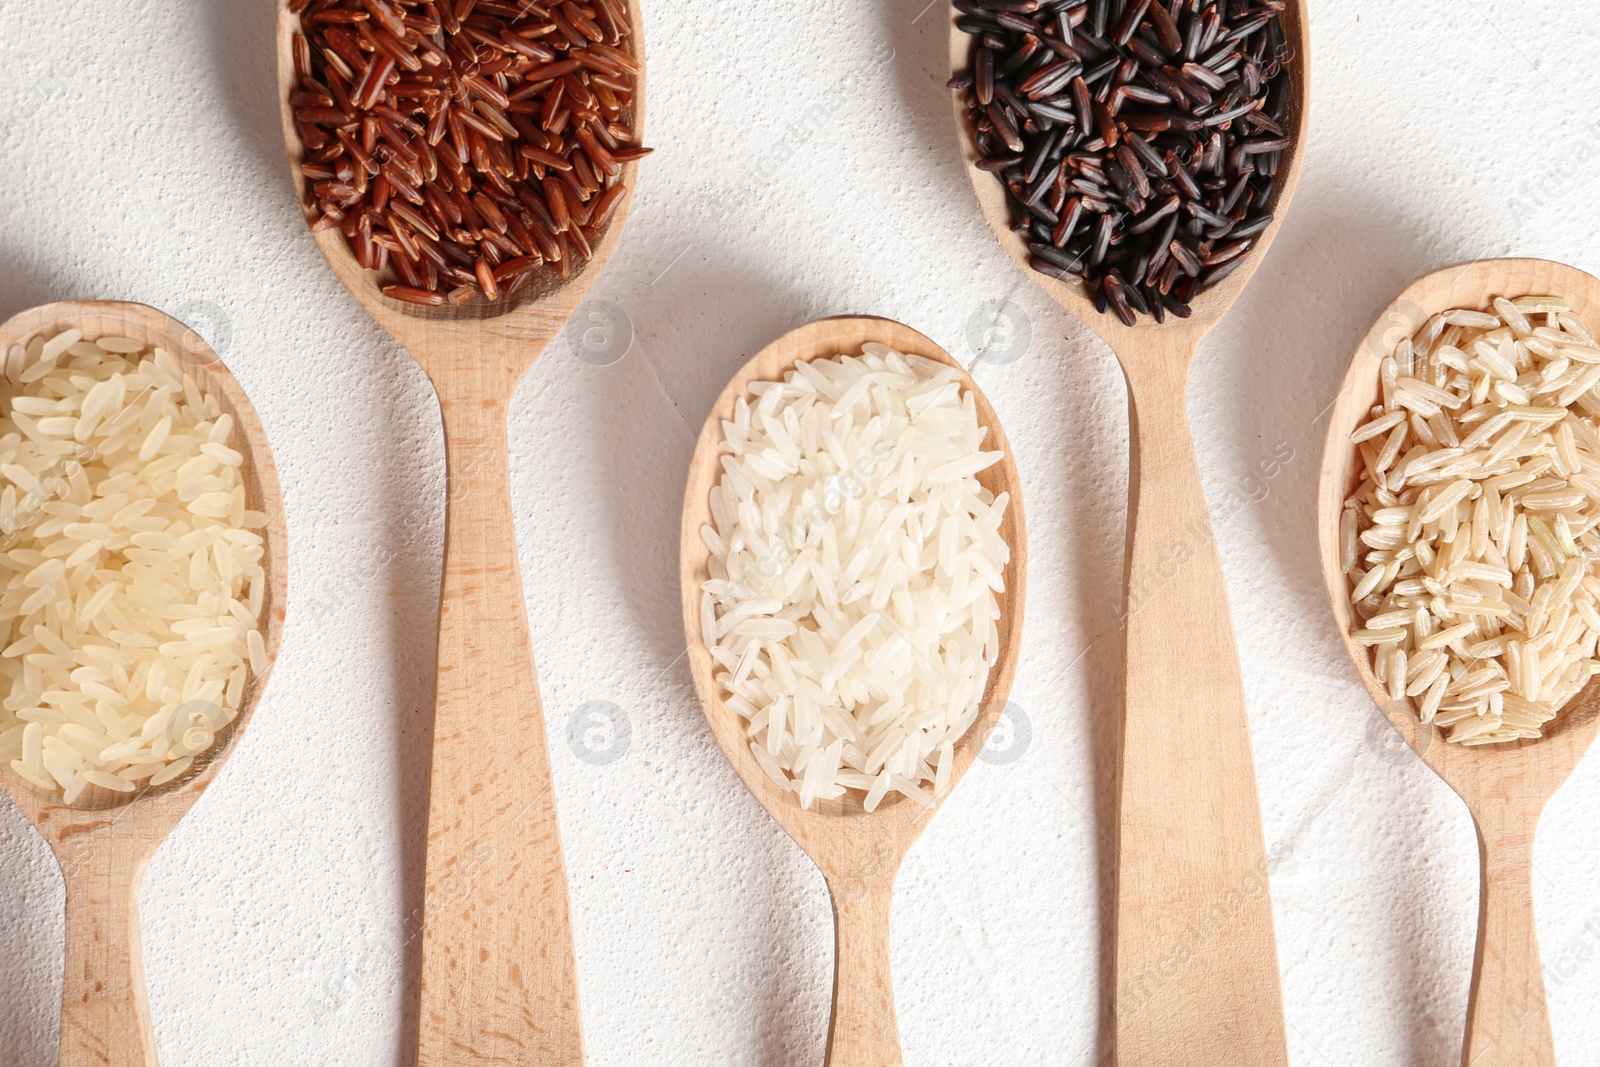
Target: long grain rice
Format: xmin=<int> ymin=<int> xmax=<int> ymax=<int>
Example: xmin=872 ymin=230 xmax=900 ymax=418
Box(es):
xmin=1344 ymin=296 xmax=1600 ymax=745
xmin=702 ymin=344 xmax=1009 ymax=810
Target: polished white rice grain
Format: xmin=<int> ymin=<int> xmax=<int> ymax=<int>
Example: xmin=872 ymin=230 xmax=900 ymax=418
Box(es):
xmin=702 ymin=345 xmax=1009 ymax=810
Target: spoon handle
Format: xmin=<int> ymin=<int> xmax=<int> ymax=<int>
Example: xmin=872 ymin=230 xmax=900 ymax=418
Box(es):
xmin=57 ymin=837 xmax=157 ymax=1067
xmin=824 ymin=871 xmax=901 ymax=1067
xmin=1113 ymin=358 xmax=1288 ymax=1065
xmin=1463 ymin=818 xmax=1556 ymax=1066
xmin=417 ymin=380 xmax=583 ymax=1066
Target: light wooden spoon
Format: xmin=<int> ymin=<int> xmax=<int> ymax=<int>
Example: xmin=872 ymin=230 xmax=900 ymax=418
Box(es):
xmin=950 ymin=4 xmax=1309 ymax=1063
xmin=679 ymin=317 xmax=1026 ymax=1067
xmin=1318 ymin=258 xmax=1600 ymax=1067
xmin=0 ymin=300 xmax=287 ymax=1067
xmin=275 ymin=6 xmax=645 ymax=1062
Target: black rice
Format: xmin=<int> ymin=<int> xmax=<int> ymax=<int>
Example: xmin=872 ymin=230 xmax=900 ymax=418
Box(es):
xmin=952 ymin=0 xmax=1291 ymax=322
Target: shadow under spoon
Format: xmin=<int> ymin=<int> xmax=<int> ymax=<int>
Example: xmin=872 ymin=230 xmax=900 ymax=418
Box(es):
xmin=679 ymin=316 xmax=1027 ymax=1066
xmin=1319 ymin=258 xmax=1600 ymax=1067
xmin=0 ymin=300 xmax=287 ymax=1067
xmin=275 ymin=4 xmax=647 ymax=1061
xmin=949 ymin=3 xmax=1311 ymax=1062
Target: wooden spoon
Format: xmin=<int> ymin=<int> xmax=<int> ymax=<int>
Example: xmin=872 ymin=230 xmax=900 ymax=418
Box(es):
xmin=0 ymin=300 xmax=287 ymax=1067
xmin=1318 ymin=258 xmax=1600 ymax=1067
xmin=679 ymin=317 xmax=1026 ymax=1067
xmin=275 ymin=6 xmax=646 ymax=1062
xmin=950 ymin=4 xmax=1309 ymax=1063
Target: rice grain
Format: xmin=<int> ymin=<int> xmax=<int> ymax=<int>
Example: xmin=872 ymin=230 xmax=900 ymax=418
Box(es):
xmin=1344 ymin=297 xmax=1600 ymax=746
xmin=701 ymin=345 xmax=1010 ymax=810
xmin=0 ymin=331 xmax=267 ymax=800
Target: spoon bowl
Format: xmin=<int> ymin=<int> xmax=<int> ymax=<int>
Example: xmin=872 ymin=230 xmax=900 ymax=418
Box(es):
xmin=1318 ymin=258 xmax=1600 ymax=1067
xmin=950 ymin=4 xmax=1309 ymax=1063
xmin=679 ymin=316 xmax=1026 ymax=1066
xmin=949 ymin=1 xmax=1309 ymax=355
xmin=275 ymin=4 xmax=646 ymax=1062
xmin=0 ymin=300 xmax=286 ymax=1067
xmin=276 ymin=3 xmax=646 ymax=350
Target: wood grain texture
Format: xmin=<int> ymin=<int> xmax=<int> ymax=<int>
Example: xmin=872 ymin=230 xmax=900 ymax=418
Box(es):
xmin=948 ymin=5 xmax=1310 ymax=1063
xmin=275 ymin=6 xmax=647 ymax=1061
xmin=0 ymin=300 xmax=288 ymax=1067
xmin=1317 ymin=258 xmax=1600 ymax=1067
xmin=828 ymin=873 xmax=900 ymax=1067
xmin=1114 ymin=336 xmax=1288 ymax=1066
xmin=58 ymin=836 xmax=157 ymax=1067
xmin=679 ymin=317 xmax=1026 ymax=1067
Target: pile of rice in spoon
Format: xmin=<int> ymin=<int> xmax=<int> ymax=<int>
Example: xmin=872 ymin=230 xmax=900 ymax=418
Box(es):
xmin=1343 ymin=297 xmax=1600 ymax=746
xmin=0 ymin=329 xmax=267 ymax=801
xmin=699 ymin=342 xmax=1011 ymax=809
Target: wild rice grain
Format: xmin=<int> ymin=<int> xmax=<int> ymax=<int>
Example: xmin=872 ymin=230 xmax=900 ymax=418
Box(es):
xmin=953 ymin=0 xmax=1292 ymax=322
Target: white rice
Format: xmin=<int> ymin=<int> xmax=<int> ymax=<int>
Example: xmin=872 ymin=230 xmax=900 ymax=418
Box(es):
xmin=700 ymin=343 xmax=1010 ymax=810
xmin=0 ymin=330 xmax=267 ymax=801
xmin=1344 ymin=296 xmax=1600 ymax=745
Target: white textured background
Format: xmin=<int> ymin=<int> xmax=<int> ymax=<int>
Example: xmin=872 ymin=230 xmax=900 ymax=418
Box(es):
xmin=3 ymin=1 xmax=1600 ymax=1064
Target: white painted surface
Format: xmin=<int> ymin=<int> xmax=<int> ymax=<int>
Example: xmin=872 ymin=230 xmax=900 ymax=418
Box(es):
xmin=2 ymin=1 xmax=1600 ymax=1064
